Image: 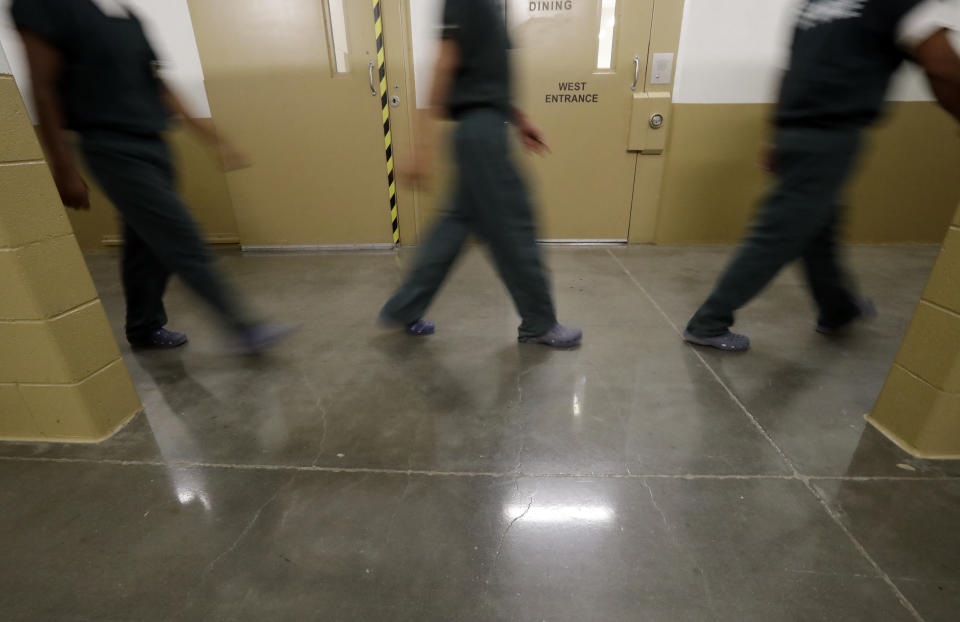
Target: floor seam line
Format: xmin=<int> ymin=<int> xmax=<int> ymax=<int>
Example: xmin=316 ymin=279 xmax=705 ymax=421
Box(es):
xmin=605 ymin=248 xmax=928 ymax=622
xmin=605 ymin=248 xmax=798 ymax=473
xmin=0 ymin=455 xmax=957 ymax=481
xmin=802 ymin=478 xmax=927 ymax=622
xmin=0 ymin=159 xmax=46 ymax=167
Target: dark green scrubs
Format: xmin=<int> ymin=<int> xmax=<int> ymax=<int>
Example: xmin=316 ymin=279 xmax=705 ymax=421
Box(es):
xmin=381 ymin=0 xmax=556 ymax=338
xmin=687 ymin=0 xmax=926 ymax=337
xmin=12 ymin=0 xmax=250 ymax=341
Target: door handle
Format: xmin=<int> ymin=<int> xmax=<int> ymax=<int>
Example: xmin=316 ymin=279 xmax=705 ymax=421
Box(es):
xmin=369 ymin=60 xmax=377 ymax=96
xmin=632 ymin=55 xmax=641 ymax=91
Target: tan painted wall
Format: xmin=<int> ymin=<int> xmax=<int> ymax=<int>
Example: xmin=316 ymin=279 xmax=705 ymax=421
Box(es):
xmin=64 ymin=123 xmax=239 ymax=250
xmin=655 ymin=102 xmax=960 ymax=244
xmin=0 ymin=74 xmax=141 ymax=443
xmin=869 ymin=206 xmax=960 ymax=458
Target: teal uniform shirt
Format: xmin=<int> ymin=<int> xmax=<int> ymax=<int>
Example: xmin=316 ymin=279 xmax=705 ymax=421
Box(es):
xmin=442 ymin=0 xmax=513 ymax=118
xmin=776 ymin=0 xmax=927 ymax=129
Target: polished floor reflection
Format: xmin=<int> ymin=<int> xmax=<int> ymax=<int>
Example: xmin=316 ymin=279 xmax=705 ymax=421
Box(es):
xmin=1 ymin=246 xmax=958 ymax=621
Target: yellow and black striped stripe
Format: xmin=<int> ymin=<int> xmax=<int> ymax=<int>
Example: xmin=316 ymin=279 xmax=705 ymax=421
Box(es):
xmin=373 ymin=0 xmax=400 ymax=245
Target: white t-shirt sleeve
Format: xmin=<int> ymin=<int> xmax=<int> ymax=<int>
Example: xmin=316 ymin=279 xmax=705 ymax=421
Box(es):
xmin=897 ymin=0 xmax=959 ymax=50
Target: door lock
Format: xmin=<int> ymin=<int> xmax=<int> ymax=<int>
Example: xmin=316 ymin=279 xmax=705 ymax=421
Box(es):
xmin=390 ymin=95 xmax=401 ymax=108
xmin=649 ymin=113 xmax=664 ymax=130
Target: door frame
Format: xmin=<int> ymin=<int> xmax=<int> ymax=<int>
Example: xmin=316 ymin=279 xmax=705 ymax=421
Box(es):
xmin=628 ymin=0 xmax=685 ymax=243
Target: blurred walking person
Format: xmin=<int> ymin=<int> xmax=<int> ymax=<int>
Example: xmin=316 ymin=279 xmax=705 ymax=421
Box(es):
xmin=380 ymin=0 xmax=582 ymax=348
xmin=13 ymin=0 xmax=294 ymax=352
xmin=684 ymin=0 xmax=960 ymax=352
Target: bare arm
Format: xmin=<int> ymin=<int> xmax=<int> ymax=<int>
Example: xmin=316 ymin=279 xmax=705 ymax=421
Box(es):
xmin=912 ymin=29 xmax=960 ymax=122
xmin=403 ymin=38 xmax=460 ymax=185
xmin=512 ymin=106 xmax=550 ymax=155
xmin=19 ymin=29 xmax=89 ymax=208
xmin=160 ymin=80 xmax=249 ymax=170
xmin=429 ymin=38 xmax=460 ymax=112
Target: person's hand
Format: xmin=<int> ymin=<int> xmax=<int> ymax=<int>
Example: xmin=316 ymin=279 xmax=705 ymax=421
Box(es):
xmin=218 ymin=139 xmax=252 ymax=172
xmin=54 ymin=168 xmax=90 ymax=210
xmin=516 ymin=117 xmax=550 ymax=156
xmin=759 ymin=142 xmax=777 ymax=174
xmin=399 ymin=149 xmax=433 ymax=188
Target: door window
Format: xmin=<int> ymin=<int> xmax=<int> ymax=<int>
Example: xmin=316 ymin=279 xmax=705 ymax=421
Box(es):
xmin=325 ymin=0 xmax=350 ymax=74
xmin=597 ymin=0 xmax=617 ymax=70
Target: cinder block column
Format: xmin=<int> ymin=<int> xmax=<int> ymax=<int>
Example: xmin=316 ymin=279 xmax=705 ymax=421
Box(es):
xmin=0 ymin=44 xmax=141 ymax=442
xmin=869 ymin=207 xmax=960 ymax=459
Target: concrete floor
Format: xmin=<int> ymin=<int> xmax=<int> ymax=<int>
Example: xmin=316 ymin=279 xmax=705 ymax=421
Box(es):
xmin=1 ymin=245 xmax=959 ymax=621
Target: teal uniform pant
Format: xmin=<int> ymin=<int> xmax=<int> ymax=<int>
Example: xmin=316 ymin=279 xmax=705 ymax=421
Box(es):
xmin=382 ymin=109 xmax=557 ymax=338
xmin=687 ymin=127 xmax=864 ymax=337
xmin=80 ymin=131 xmax=250 ymax=342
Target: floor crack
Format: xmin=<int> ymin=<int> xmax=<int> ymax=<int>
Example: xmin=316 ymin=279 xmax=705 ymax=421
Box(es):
xmin=385 ymin=474 xmax=413 ymax=534
xmin=199 ymin=473 xmax=296 ymax=585
xmin=493 ymin=495 xmax=533 ymax=564
xmin=203 ymin=492 xmax=276 ymax=579
xmin=302 ymin=372 xmax=329 ymax=466
xmin=311 ymin=400 xmax=329 ymax=467
xmin=641 ymin=477 xmax=718 ymax=618
xmin=641 ymin=479 xmax=670 ymax=531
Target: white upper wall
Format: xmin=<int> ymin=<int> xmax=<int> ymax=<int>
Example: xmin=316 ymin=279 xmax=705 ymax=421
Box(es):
xmin=0 ymin=33 xmax=10 ymax=74
xmin=673 ymin=0 xmax=935 ymax=104
xmin=0 ymin=0 xmax=211 ymax=119
xmin=127 ymin=0 xmax=210 ymax=117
